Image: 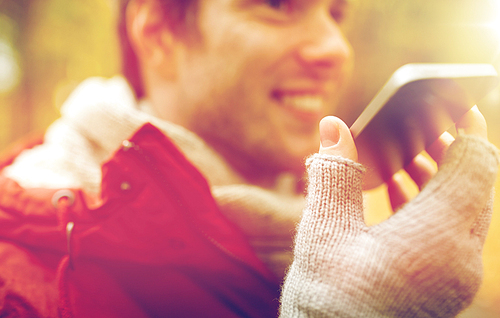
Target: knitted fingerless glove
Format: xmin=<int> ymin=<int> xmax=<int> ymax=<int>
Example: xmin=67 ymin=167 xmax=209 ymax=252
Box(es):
xmin=280 ymin=134 xmax=499 ymax=317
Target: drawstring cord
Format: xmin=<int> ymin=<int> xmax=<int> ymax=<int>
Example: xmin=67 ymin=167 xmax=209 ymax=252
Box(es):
xmin=53 ymin=191 xmax=76 ymax=318
xmin=56 ymin=254 xmax=73 ymax=318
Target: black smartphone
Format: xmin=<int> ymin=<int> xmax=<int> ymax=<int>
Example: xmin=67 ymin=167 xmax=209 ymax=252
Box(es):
xmin=350 ymin=63 xmax=499 ymax=189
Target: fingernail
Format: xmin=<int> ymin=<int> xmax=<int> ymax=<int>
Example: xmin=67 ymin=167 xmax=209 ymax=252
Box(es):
xmin=320 ymin=119 xmax=340 ymax=148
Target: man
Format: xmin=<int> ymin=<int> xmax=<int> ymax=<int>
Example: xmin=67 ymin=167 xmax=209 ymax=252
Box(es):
xmin=0 ymin=0 xmax=498 ymax=317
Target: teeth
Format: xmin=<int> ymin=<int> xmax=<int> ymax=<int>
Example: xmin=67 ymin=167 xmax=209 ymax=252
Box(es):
xmin=281 ymin=95 xmax=324 ymax=112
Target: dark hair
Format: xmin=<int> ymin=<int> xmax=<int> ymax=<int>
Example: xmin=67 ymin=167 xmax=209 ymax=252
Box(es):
xmin=117 ymin=0 xmax=196 ymax=98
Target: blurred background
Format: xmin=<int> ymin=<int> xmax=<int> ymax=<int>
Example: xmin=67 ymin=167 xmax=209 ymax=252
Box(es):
xmin=0 ymin=0 xmax=499 ymax=316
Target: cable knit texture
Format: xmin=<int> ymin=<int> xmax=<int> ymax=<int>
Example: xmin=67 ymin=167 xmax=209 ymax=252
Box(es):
xmin=280 ymin=135 xmax=499 ymax=317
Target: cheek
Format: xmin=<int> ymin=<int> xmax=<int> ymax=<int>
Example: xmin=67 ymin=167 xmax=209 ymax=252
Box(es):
xmin=198 ymin=9 xmax=292 ymax=76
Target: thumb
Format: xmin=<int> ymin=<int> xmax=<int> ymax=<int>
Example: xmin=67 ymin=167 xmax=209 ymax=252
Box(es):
xmin=456 ymin=105 xmax=488 ymax=139
xmin=319 ymin=116 xmax=358 ymax=162
xmin=299 ymin=116 xmax=365 ymax=250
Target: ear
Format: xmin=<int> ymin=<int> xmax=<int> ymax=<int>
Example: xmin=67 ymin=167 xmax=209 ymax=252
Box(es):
xmin=126 ymin=0 xmax=176 ymax=78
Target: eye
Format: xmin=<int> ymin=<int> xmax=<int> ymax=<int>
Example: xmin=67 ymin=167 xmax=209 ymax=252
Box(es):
xmin=265 ymin=0 xmax=290 ymax=11
xmin=251 ymin=0 xmax=298 ymax=23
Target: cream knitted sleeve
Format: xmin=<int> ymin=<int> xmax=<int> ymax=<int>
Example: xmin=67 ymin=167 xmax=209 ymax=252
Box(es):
xmin=280 ymin=134 xmax=500 ymax=318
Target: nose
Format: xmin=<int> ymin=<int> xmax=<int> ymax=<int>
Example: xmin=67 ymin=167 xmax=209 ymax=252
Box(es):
xmin=296 ymin=13 xmax=352 ymax=71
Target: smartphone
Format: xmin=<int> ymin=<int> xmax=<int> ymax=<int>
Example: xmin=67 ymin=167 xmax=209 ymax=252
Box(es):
xmin=350 ymin=63 xmax=499 ymax=189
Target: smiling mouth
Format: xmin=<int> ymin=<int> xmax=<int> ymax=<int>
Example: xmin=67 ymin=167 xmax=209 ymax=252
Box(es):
xmin=272 ymin=92 xmax=325 ymax=113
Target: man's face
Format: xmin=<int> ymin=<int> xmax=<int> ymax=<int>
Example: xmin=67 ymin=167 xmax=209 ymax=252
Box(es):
xmin=172 ymin=0 xmax=353 ymax=179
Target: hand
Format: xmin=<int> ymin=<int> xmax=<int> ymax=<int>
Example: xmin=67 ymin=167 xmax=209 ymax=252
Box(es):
xmin=387 ymin=106 xmax=488 ymax=211
xmin=280 ymin=110 xmax=499 ymax=317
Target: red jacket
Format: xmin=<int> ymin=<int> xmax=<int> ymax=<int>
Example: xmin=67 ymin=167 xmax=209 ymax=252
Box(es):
xmin=0 ymin=124 xmax=281 ymax=318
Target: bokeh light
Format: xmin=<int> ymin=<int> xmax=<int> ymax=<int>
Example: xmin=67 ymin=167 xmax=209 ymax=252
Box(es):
xmin=0 ymin=14 xmax=20 ymax=94
xmin=487 ymin=0 xmax=500 ymax=37
xmin=0 ymin=39 xmax=20 ymax=94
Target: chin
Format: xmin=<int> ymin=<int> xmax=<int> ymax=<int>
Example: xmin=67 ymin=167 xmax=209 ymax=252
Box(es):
xmin=279 ymin=145 xmax=318 ymax=174
xmin=286 ymin=137 xmax=318 ymax=158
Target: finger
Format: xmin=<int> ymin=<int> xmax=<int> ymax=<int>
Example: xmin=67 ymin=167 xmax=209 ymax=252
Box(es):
xmin=404 ymin=153 xmax=437 ymax=190
xmin=386 ymin=127 xmax=498 ymax=235
xmin=304 ymin=116 xmax=366 ymax=236
xmin=455 ymin=107 xmax=493 ymax=243
xmin=426 ymin=131 xmax=454 ymax=167
xmin=319 ymin=116 xmax=358 ymax=162
xmin=456 ymin=105 xmax=488 ymax=139
xmin=426 ymin=106 xmax=487 ymax=167
xmin=387 ymin=172 xmax=413 ymax=212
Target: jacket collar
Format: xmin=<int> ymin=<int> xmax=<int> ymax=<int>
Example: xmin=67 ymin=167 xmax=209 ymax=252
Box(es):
xmin=1 ymin=76 xmax=304 ymax=279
